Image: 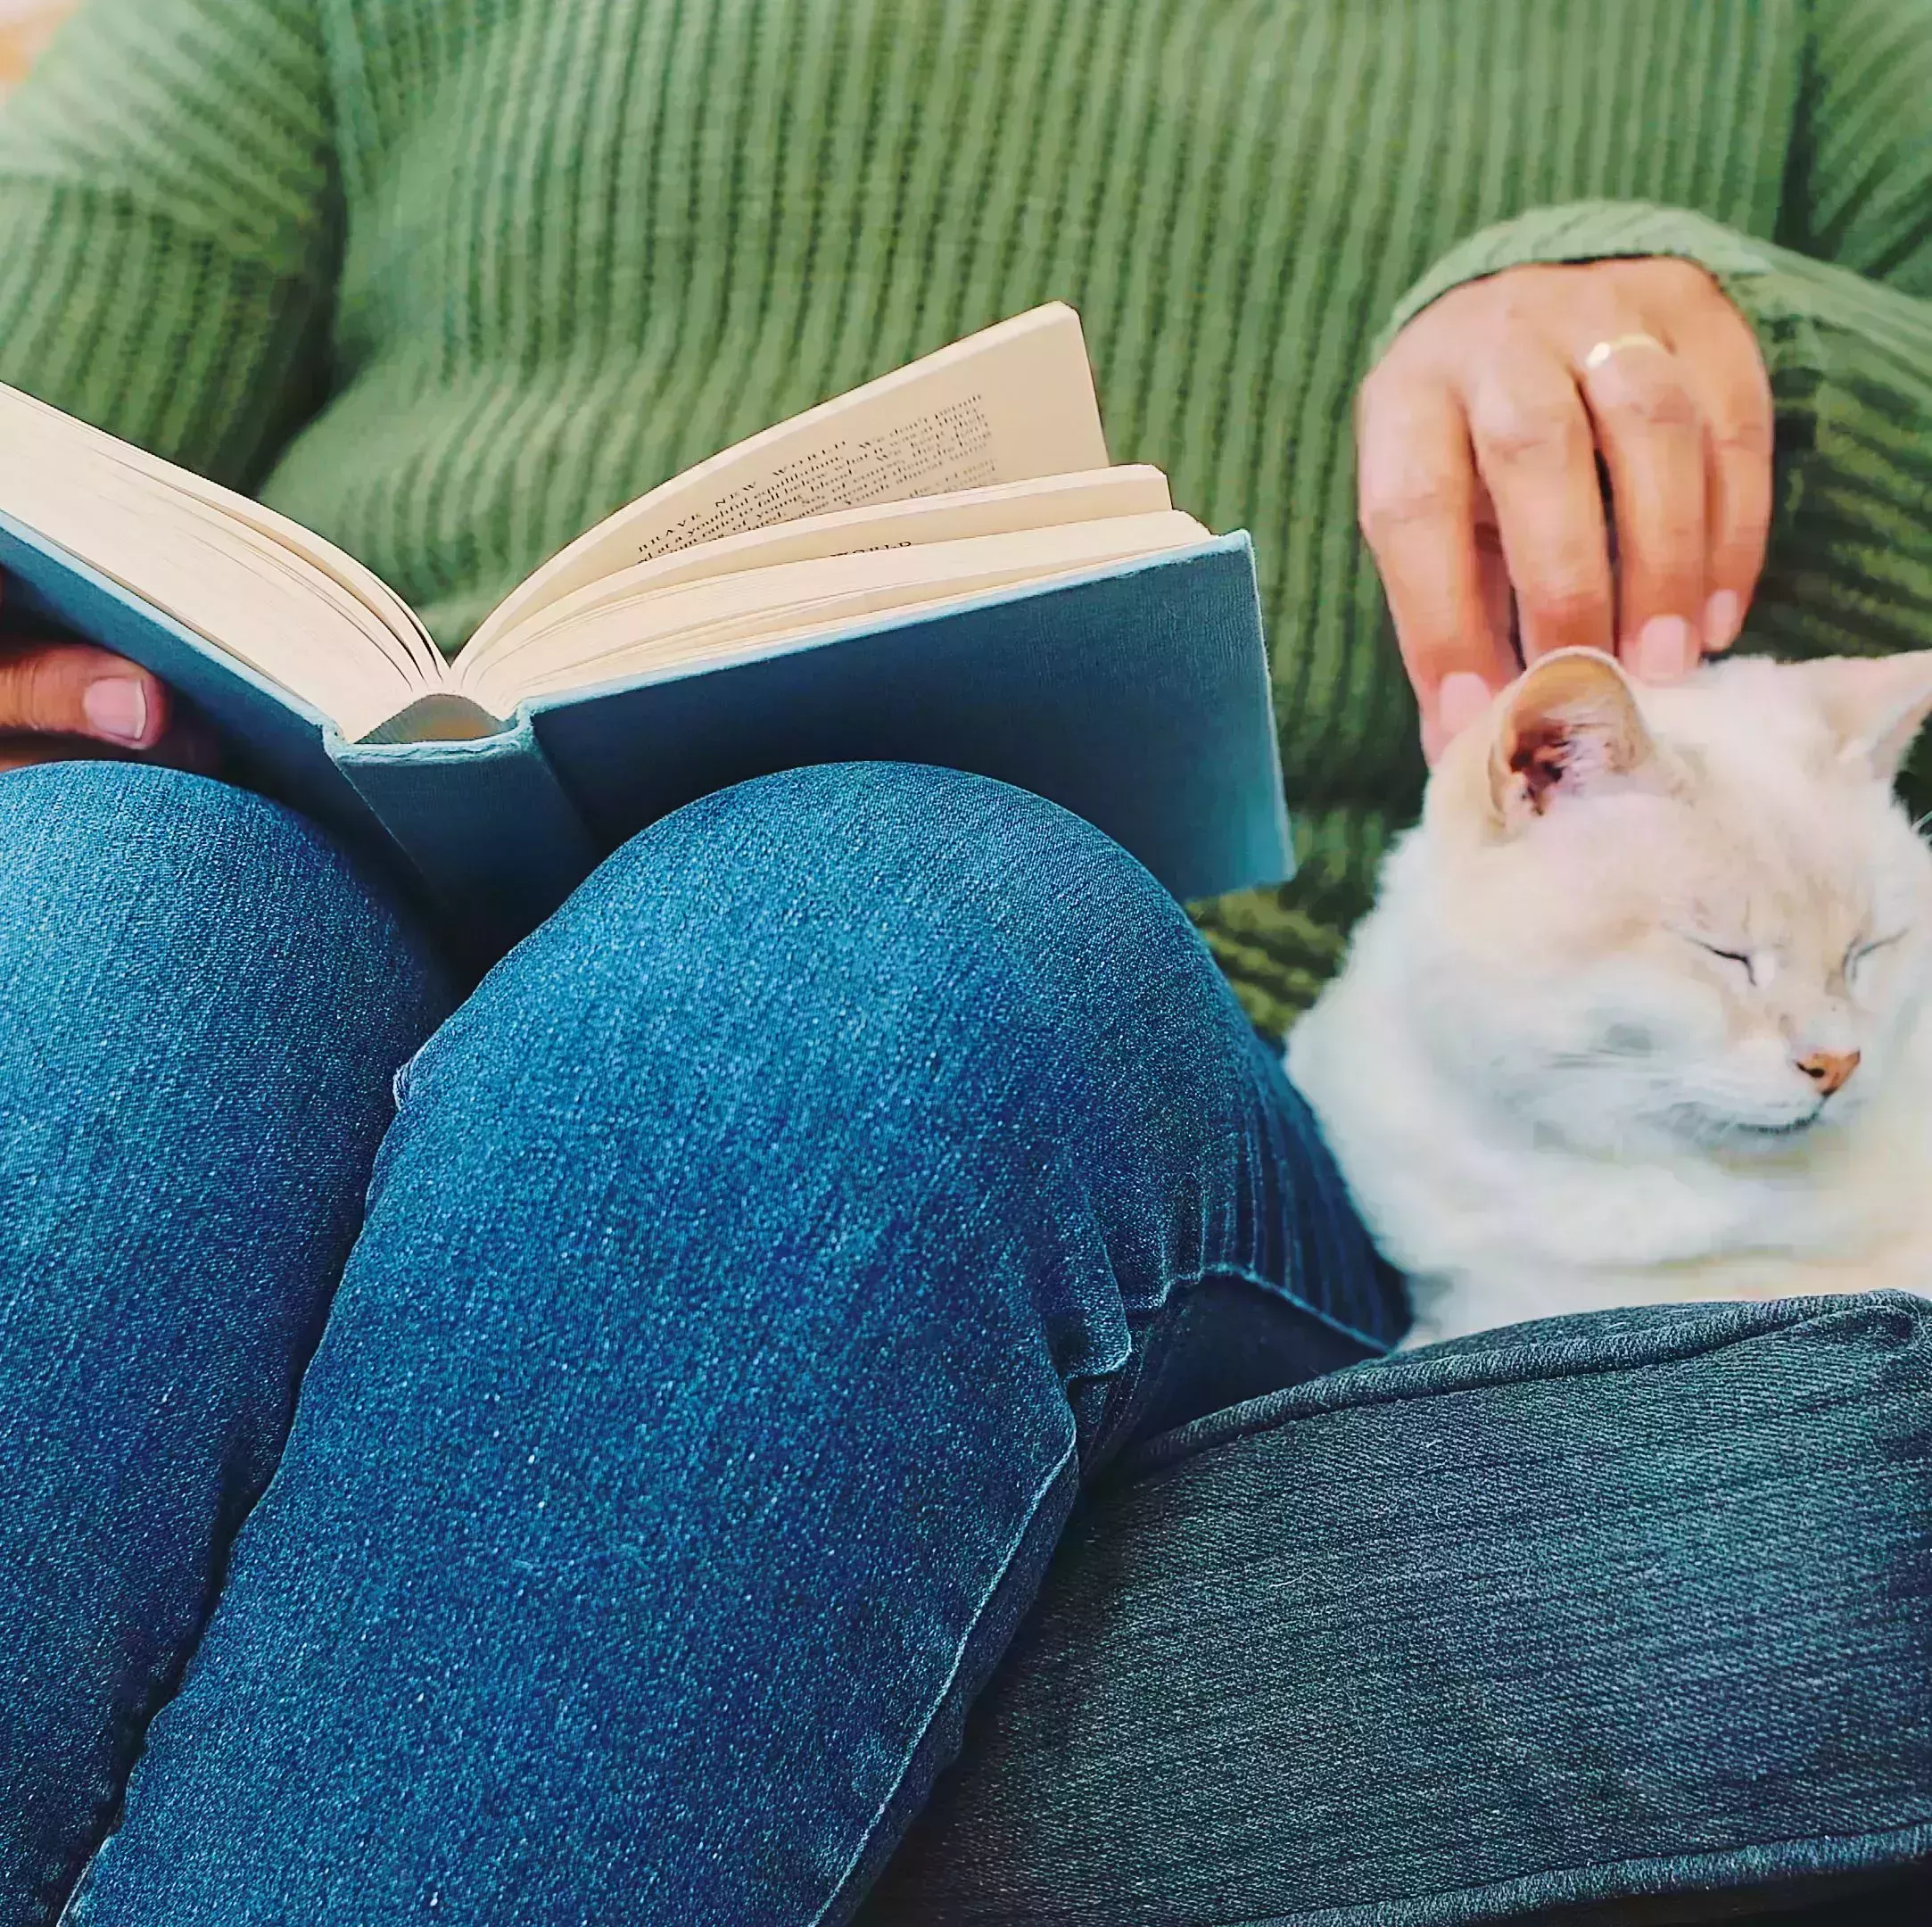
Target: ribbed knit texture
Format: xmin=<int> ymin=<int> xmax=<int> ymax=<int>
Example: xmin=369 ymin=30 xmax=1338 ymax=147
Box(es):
xmin=4 ymin=0 xmax=1932 ymax=1032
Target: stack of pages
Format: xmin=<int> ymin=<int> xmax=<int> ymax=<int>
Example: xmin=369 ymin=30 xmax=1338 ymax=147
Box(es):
xmin=0 ymin=303 xmax=1289 ymax=941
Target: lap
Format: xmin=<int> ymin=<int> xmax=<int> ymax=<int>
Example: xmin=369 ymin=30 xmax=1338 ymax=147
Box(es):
xmin=4 ymin=758 xmax=1399 ymax=1926
xmin=382 ymin=759 xmax=1396 ymax=1404
xmin=0 ymin=760 xmax=450 ymax=1923
xmin=0 ymin=756 xmax=1391 ymax=1400
xmin=0 ymin=757 xmax=1396 ymax=1464
xmin=0 ymin=757 xmax=1396 ymax=1465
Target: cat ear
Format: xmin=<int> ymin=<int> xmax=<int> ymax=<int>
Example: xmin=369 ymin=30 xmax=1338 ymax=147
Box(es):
xmin=1486 ymin=648 xmax=1659 ymax=827
xmin=1790 ymin=652 xmax=1932 ymax=784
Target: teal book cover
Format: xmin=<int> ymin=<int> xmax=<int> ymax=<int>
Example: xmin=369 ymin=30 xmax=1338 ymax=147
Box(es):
xmin=0 ymin=513 xmax=1292 ymax=953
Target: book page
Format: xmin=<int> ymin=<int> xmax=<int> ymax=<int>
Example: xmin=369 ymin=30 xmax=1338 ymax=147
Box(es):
xmin=0 ymin=385 xmax=441 ymax=737
xmin=454 ymin=467 xmax=1170 ymax=693
xmin=0 ymin=452 xmax=420 ymax=740
xmin=0 ymin=385 xmax=441 ymax=681
xmin=463 ymin=303 xmax=1110 ymax=660
xmin=480 ymin=511 xmax=1209 ymax=711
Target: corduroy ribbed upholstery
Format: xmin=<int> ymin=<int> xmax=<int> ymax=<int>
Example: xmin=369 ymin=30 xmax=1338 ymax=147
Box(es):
xmin=3 ymin=1 xmax=1932 ymax=1028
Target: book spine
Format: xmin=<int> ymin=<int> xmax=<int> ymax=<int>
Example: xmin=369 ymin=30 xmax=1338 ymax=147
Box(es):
xmin=326 ymin=713 xmax=600 ymax=958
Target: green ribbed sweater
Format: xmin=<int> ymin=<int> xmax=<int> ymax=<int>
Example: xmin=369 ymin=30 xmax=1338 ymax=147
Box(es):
xmin=4 ymin=0 xmax=1932 ymax=1033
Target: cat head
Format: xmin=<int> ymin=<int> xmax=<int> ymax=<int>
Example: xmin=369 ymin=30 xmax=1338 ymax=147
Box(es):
xmin=1401 ymin=648 xmax=1932 ymax=1157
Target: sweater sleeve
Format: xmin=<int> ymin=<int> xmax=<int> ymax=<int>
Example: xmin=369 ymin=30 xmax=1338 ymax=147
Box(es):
xmin=0 ymin=0 xmax=337 ymax=490
xmin=1368 ymin=2 xmax=1932 ymax=670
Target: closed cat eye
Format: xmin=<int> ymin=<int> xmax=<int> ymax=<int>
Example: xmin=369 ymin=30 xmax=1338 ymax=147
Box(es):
xmin=1691 ymin=940 xmax=1754 ymax=984
xmin=1847 ymin=932 xmax=1906 ymax=977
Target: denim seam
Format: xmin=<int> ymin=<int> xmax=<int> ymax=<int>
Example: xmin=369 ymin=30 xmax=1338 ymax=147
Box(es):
xmin=48 ymin=1839 xmax=97 ymax=1927
xmin=815 ymin=1249 xmax=1311 ymax=1915
xmin=1131 ymin=1291 xmax=1928 ymax=1474
xmin=1211 ymin=1812 xmax=1932 ymax=1927
xmin=1072 ymin=1257 xmax=1388 ymax=1463
xmin=808 ymin=1423 xmax=1082 ymax=1927
xmin=1087 ymin=1280 xmax=1208 ymax=1466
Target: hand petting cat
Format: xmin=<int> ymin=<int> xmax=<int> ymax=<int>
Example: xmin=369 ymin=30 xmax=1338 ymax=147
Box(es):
xmin=1357 ymin=256 xmax=1773 ymax=764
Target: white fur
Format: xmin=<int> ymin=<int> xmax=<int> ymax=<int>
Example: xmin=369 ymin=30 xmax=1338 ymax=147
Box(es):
xmin=1287 ymin=650 xmax=1932 ymax=1345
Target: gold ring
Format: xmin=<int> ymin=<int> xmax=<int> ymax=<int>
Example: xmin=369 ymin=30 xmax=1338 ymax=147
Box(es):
xmin=1582 ymin=332 xmax=1669 ymax=373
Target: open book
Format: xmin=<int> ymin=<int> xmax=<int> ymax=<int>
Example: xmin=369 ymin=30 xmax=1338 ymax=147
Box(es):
xmin=0 ymin=304 xmax=1289 ymax=947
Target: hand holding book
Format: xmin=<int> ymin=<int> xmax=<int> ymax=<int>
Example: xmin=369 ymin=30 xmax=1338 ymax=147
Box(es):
xmin=0 ymin=304 xmax=1291 ymax=948
xmin=0 ymin=626 xmax=206 ymax=772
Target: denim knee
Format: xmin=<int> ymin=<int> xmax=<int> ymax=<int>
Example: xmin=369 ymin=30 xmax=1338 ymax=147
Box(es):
xmin=0 ymin=760 xmax=446 ymax=1030
xmin=384 ymin=765 xmax=1280 ymax=1360
xmin=0 ymin=761 xmax=450 ymax=1147
xmin=412 ymin=760 xmax=1245 ymax=1123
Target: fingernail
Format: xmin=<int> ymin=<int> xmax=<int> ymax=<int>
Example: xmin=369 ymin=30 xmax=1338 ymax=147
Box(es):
xmin=1704 ymin=590 xmax=1740 ymax=651
xmin=1437 ymin=671 xmax=1495 ymax=740
xmin=81 ymin=677 xmax=149 ymax=744
xmin=1632 ymin=614 xmax=1695 ymax=683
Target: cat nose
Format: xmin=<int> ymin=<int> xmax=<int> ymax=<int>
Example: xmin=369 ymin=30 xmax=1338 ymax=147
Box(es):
xmin=1796 ymin=1049 xmax=1861 ymax=1096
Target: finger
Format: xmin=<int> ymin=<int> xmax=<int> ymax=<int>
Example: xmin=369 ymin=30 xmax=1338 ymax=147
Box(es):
xmin=1573 ymin=335 xmax=1706 ymax=682
xmin=1357 ymin=368 xmax=1515 ymax=757
xmin=1463 ymin=347 xmax=1614 ymax=662
xmin=0 ymin=641 xmax=168 ymax=748
xmin=1672 ymin=299 xmax=1772 ymax=651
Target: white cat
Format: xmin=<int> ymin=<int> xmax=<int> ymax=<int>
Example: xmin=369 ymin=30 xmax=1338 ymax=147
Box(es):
xmin=1287 ymin=646 xmax=1932 ymax=1346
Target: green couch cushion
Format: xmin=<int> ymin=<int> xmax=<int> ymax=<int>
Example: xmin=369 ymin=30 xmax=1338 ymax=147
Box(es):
xmin=865 ymin=1294 xmax=1932 ymax=1925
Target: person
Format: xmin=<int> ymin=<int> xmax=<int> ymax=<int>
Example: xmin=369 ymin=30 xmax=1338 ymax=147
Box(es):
xmin=1 ymin=2 xmax=1928 ymax=1922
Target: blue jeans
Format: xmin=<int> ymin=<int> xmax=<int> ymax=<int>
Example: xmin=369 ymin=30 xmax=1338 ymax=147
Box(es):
xmin=0 ymin=758 xmax=1401 ymax=1926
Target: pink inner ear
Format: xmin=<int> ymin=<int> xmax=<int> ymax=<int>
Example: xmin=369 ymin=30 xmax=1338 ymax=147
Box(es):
xmin=1506 ymin=708 xmax=1624 ymax=815
xmin=1508 ymin=715 xmax=1573 ymax=815
xmin=1485 ymin=649 xmax=1652 ymax=824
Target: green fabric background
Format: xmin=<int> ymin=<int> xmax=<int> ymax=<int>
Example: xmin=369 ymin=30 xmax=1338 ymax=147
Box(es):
xmin=3 ymin=0 xmax=1932 ymax=1031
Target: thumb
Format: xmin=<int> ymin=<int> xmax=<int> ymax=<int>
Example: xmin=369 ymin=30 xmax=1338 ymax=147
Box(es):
xmin=0 ymin=641 xmax=167 ymax=748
